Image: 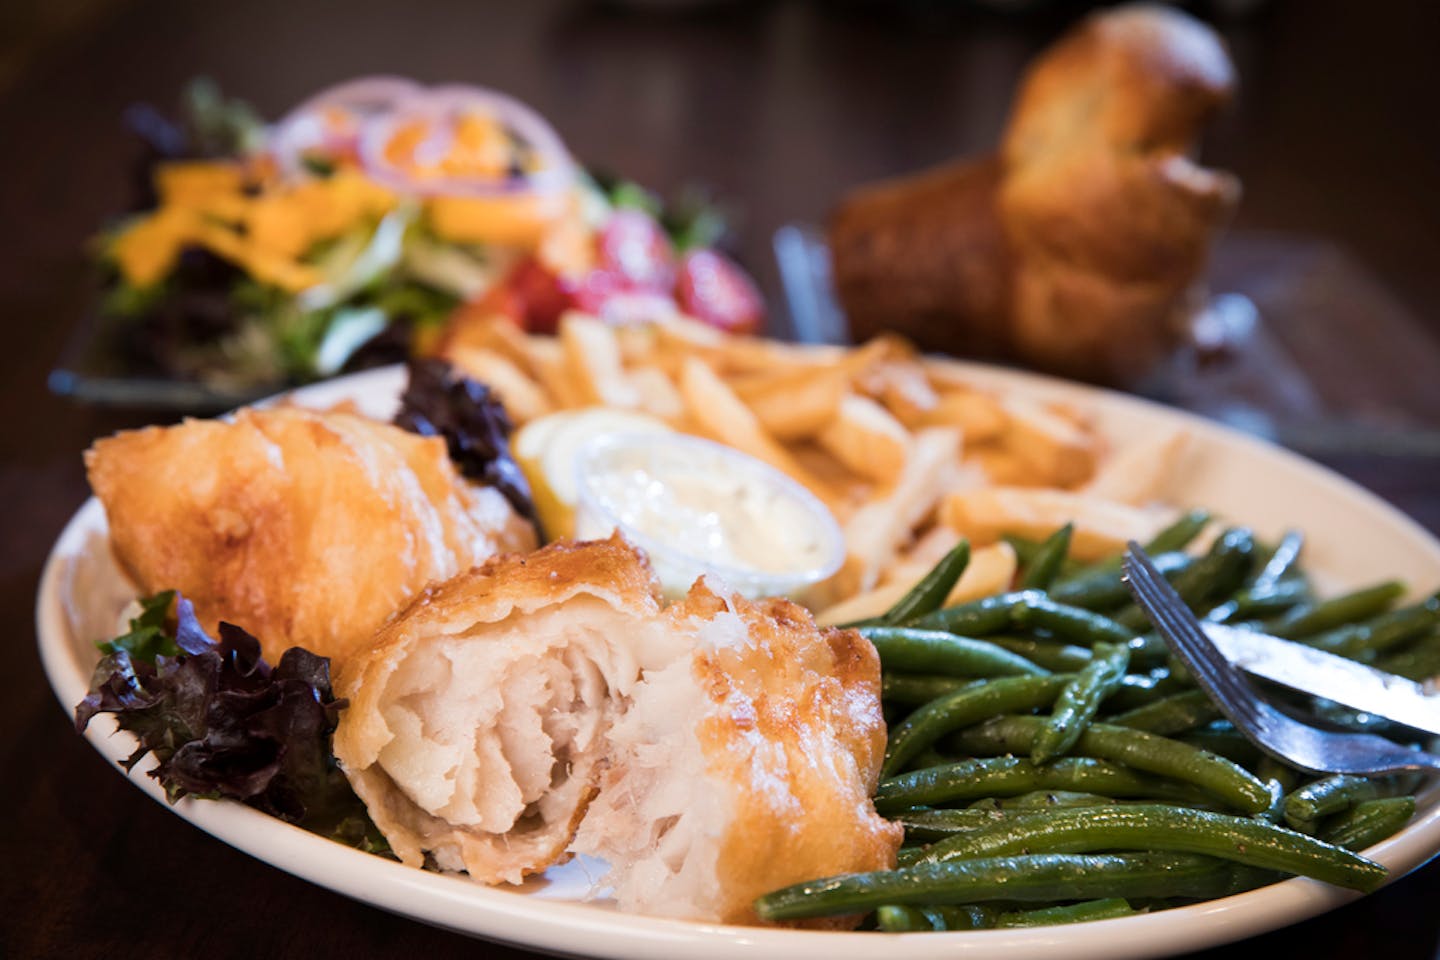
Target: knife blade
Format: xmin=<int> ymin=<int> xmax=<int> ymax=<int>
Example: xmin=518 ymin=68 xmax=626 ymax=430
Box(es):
xmin=1204 ymin=623 xmax=1440 ymax=735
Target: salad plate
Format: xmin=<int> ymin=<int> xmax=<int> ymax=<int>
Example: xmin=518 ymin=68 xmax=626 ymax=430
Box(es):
xmin=37 ymin=362 xmax=1440 ymax=960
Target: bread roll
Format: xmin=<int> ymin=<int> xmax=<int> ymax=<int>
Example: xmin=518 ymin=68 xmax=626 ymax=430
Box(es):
xmin=829 ymin=3 xmax=1239 ymax=385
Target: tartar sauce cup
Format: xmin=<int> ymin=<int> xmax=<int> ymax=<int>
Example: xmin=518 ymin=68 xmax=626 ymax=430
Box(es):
xmin=573 ymin=432 xmax=846 ymax=601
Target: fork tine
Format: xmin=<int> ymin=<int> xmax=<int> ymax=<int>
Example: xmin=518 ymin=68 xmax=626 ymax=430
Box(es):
xmin=1122 ymin=544 xmax=1264 ymax=726
xmin=1124 ymin=542 xmax=1440 ymax=776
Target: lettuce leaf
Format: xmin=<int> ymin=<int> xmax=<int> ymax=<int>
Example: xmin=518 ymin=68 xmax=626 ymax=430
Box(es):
xmin=395 ymin=358 xmax=539 ymax=531
xmin=75 ymin=595 xmax=389 ymax=854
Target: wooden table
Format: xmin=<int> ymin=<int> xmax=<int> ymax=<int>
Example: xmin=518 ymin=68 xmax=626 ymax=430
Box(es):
xmin=4 ymin=2 xmax=1440 ymax=957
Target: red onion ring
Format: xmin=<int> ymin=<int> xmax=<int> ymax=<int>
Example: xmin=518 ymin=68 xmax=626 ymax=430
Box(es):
xmin=356 ymin=84 xmax=574 ymax=198
xmin=269 ymin=75 xmax=424 ymax=177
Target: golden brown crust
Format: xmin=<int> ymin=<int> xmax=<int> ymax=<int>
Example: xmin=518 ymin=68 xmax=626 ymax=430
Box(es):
xmin=675 ymin=584 xmax=902 ymax=926
xmin=827 ymin=4 xmax=1238 ymax=385
xmin=85 ymin=406 xmax=536 ymax=670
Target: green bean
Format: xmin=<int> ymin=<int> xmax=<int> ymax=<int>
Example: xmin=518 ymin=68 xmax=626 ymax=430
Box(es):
xmin=1145 ymin=509 xmax=1214 ymax=555
xmin=1104 ymin=670 xmax=1189 ymax=711
xmin=910 ymin=747 xmax=955 ymax=771
xmin=1006 ymin=535 xmax=1084 ymax=581
xmin=881 ymin=541 xmax=972 ymax=625
xmin=753 ymin=853 xmax=1262 ymax=921
xmin=1255 ymin=755 xmax=1302 ymax=794
xmin=896 ymin=807 xmax=1033 ymax=841
xmin=874 ymin=756 xmax=1212 ymax=813
xmin=1020 ymin=524 xmax=1074 ymax=591
xmin=911 ymin=592 xmax=1027 ymax=634
xmin=913 ymin=804 xmax=1387 ymax=892
xmin=861 ymin=627 xmax=1049 ymax=679
xmin=994 ymin=898 xmax=1138 ymax=927
xmin=1117 ymin=528 xmax=1255 ymax=631
xmin=1256 ymin=778 xmax=1286 ymax=824
xmin=1050 ymin=552 xmax=1192 ymax=611
xmin=1305 ymin=592 xmax=1440 ymax=660
xmin=1177 ymin=726 xmax=1263 ymax=767
xmin=922 ymin=905 xmax=995 ymax=930
xmin=970 ymin=790 xmax=1121 ymax=811
xmin=1373 ymin=632 xmax=1440 ymax=681
xmin=1011 ymin=595 xmax=1136 ymax=646
xmin=1108 ymin=690 xmax=1222 ymax=736
xmin=1204 ymin=579 xmax=1311 ymax=624
xmin=875 ymin=904 xmax=932 ymax=931
xmin=986 ymin=636 xmax=1095 ymax=672
xmin=898 ymin=804 xmax=1131 ymax=851
xmin=882 ymin=674 xmax=978 ymax=706
xmin=1250 ymin=530 xmax=1304 ymax=592
xmin=882 ymin=675 xmax=1071 ymax=777
xmin=1265 ymin=581 xmax=1406 ymax=639
xmin=1033 ymin=642 xmax=1130 ymax=762
xmin=952 ymin=716 xmax=1272 ymax=814
xmin=1319 ymin=797 xmax=1416 ymax=851
xmin=912 ymin=591 xmax=1138 ymax=649
xmin=1284 ymin=774 xmax=1410 ymax=831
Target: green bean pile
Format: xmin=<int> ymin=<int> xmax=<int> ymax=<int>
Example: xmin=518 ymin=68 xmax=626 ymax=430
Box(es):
xmin=755 ymin=514 xmax=1438 ymax=928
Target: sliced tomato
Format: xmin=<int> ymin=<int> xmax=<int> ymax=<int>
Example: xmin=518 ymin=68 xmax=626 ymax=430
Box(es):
xmin=676 ymin=249 xmax=765 ymax=335
xmin=504 ymin=257 xmax=575 ymax=334
xmin=597 ymin=209 xmax=677 ymax=293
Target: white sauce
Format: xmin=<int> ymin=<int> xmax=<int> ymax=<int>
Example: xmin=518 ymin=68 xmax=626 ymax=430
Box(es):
xmin=575 ymin=436 xmax=842 ymax=598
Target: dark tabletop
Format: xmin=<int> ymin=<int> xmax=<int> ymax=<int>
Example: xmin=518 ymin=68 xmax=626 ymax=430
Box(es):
xmin=4 ymin=1 xmax=1440 ymax=958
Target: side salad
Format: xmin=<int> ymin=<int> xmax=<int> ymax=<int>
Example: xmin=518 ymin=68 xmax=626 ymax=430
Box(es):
xmin=87 ymin=77 xmax=764 ymax=396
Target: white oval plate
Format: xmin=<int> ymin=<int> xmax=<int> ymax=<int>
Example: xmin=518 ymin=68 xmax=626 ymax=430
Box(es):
xmin=37 ymin=363 xmax=1440 ymax=960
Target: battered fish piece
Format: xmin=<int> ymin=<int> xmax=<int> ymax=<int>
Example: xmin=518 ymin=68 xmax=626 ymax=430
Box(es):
xmin=571 ymin=581 xmax=902 ymax=926
xmin=333 ymin=536 xmax=899 ymax=920
xmin=85 ymin=405 xmax=535 ymax=668
xmin=333 ymin=536 xmax=666 ymax=884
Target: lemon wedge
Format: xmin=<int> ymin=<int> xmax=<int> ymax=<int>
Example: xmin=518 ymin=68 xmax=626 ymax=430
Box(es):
xmin=514 ymin=408 xmax=671 ymax=539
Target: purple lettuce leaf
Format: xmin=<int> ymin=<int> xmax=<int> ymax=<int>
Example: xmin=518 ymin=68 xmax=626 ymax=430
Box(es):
xmin=74 ymin=594 xmax=389 ymax=854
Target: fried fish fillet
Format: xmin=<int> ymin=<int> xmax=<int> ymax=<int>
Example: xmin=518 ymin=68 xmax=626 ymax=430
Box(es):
xmin=571 ymin=580 xmax=902 ymax=925
xmin=334 ymin=535 xmax=900 ymax=921
xmin=85 ymin=405 xmax=536 ymax=668
xmin=333 ymin=536 xmax=665 ymax=884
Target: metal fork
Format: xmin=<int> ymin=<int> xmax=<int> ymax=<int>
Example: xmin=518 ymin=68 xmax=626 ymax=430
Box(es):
xmin=1122 ymin=543 xmax=1440 ymax=776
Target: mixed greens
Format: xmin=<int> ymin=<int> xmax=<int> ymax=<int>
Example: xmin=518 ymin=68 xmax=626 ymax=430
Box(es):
xmin=84 ymin=78 xmax=760 ymax=399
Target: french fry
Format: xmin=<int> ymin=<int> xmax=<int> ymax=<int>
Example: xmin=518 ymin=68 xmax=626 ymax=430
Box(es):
xmin=939 ymin=487 xmax=1172 ymax=560
xmin=444 ymin=346 xmax=552 ymax=424
xmin=1085 ymin=429 xmax=1189 ymax=505
xmin=817 ymin=393 xmax=910 ymax=483
xmin=438 ymin=314 xmax=535 ymax=371
xmin=738 ymin=368 xmax=849 ymax=441
xmin=920 ymin=389 xmax=1009 ymax=444
xmin=895 ymin=525 xmax=967 ymax=573
xmin=827 ymin=542 xmax=1017 ymax=627
xmin=628 ymin=365 xmax=686 ymax=423
xmin=719 ymin=337 xmax=848 ymax=375
xmin=1001 ymin=396 xmax=1099 ymax=488
xmin=965 ymin=444 xmax=1045 ymax=487
xmin=677 ymin=357 xmax=835 ymax=502
xmin=858 ymin=359 xmax=940 ymax=425
xmin=561 ymin=313 xmax=640 ymax=408
xmin=946 ymin=541 xmax=1018 ymax=605
xmin=525 ymin=335 xmax=588 ymax=409
xmin=840 ymin=428 xmax=962 ymax=594
xmin=814 ymin=581 xmax=911 ymax=627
